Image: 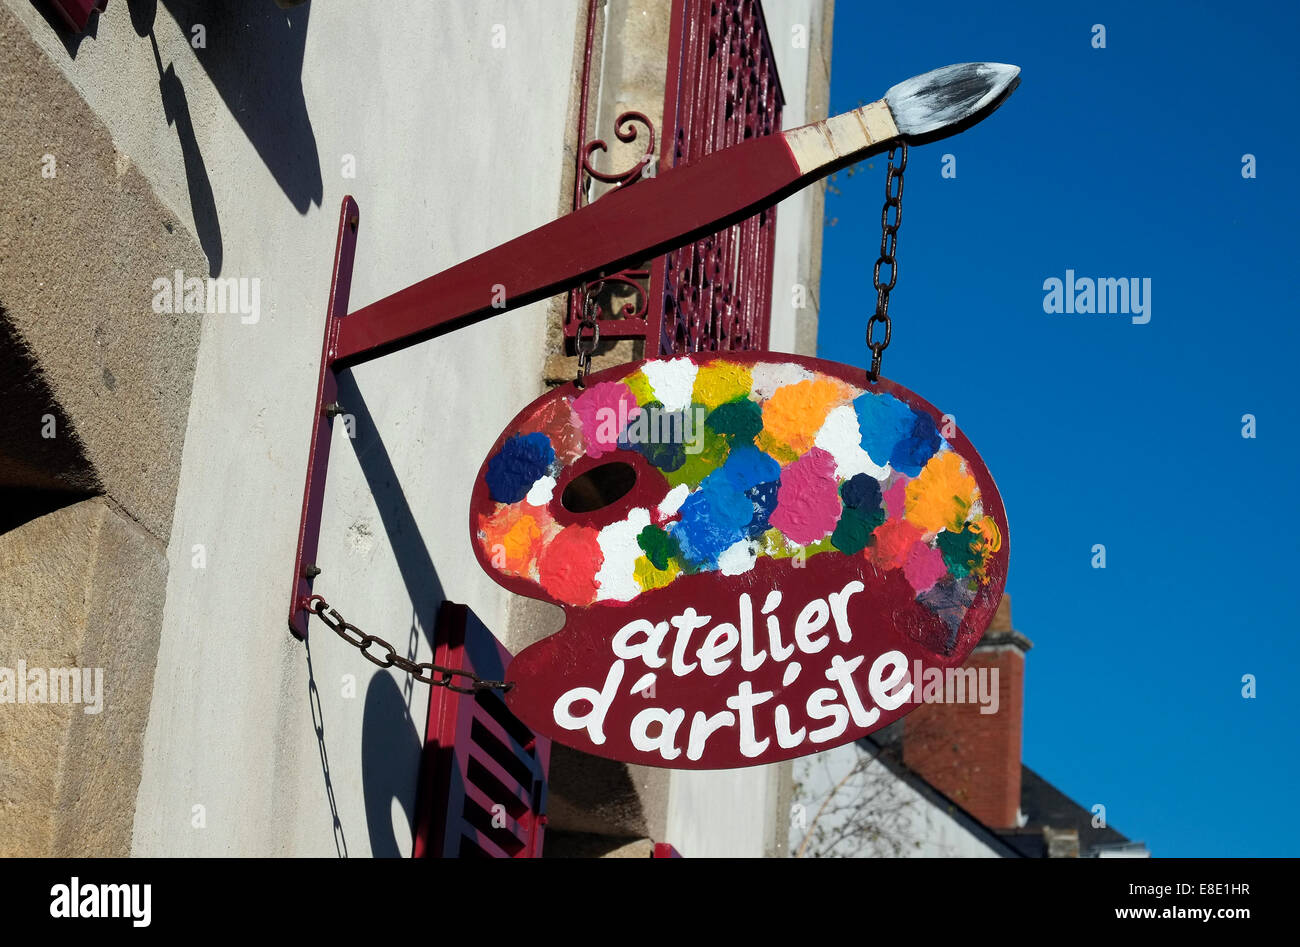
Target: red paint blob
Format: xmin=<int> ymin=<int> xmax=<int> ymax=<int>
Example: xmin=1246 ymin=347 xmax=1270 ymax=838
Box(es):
xmin=867 ymin=517 xmax=924 ymax=570
xmin=538 ymin=525 xmax=604 ymax=606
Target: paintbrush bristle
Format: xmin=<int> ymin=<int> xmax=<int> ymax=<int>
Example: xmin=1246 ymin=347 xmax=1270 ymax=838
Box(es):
xmin=884 ymin=63 xmax=1020 ymax=142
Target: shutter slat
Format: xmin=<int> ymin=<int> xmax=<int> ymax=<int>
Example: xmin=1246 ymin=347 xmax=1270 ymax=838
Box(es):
xmin=413 ymin=603 xmax=551 ymax=858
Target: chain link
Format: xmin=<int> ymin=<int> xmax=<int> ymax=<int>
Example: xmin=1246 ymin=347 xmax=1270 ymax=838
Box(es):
xmin=574 ymin=279 xmax=604 ymax=389
xmin=867 ymin=142 xmax=907 ymax=383
xmin=306 ymin=596 xmax=513 ymax=694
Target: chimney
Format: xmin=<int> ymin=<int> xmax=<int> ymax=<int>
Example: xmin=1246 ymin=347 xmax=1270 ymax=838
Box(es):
xmin=902 ymin=595 xmax=1032 ymax=830
xmin=1043 ymin=826 xmax=1080 ymax=858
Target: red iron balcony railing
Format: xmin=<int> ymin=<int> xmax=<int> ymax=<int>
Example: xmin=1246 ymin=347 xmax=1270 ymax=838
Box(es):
xmin=566 ymin=0 xmax=784 ymax=356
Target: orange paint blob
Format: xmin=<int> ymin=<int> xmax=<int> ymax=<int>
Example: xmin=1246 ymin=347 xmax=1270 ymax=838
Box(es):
xmin=761 ymin=378 xmax=852 ymax=456
xmin=479 ymin=503 xmax=553 ymax=575
xmin=904 ymin=451 xmax=978 ymax=534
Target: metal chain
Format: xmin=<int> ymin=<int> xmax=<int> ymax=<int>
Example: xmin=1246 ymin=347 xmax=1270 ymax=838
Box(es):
xmin=574 ymin=279 xmax=603 ymax=389
xmin=306 ymin=595 xmax=513 ymax=694
xmin=866 ymin=142 xmax=907 ymax=383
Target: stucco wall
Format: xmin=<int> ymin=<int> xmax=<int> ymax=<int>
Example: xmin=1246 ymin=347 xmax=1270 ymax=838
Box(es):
xmin=5 ymin=0 xmax=582 ymax=856
xmin=764 ymin=0 xmax=833 ymax=358
xmin=4 ymin=0 xmax=834 ymax=857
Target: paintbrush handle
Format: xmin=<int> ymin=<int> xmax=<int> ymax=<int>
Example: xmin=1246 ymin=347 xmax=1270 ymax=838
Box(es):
xmin=334 ymin=102 xmax=900 ymax=366
xmin=782 ymin=101 xmax=900 ymax=177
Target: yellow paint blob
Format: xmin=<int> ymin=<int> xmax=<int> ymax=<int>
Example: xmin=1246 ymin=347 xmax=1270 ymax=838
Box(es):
xmin=754 ymin=429 xmax=799 ymax=465
xmin=905 ymin=451 xmax=978 ymax=534
xmin=759 ymin=528 xmax=797 ymax=559
xmin=634 ymin=555 xmax=679 ymax=591
xmin=760 ymin=377 xmax=852 ymax=456
xmin=692 ymin=361 xmax=753 ymax=409
xmin=624 ymin=370 xmax=656 ymax=406
xmin=971 ymin=514 xmax=1001 ymax=553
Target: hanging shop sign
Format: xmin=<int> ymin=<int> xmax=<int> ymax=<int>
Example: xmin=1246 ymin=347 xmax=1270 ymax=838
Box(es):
xmin=289 ymin=63 xmax=1021 ymax=774
xmin=471 ymin=353 xmax=1008 ymax=768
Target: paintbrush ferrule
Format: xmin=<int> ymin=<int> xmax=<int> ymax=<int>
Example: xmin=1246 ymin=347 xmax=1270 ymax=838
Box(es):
xmin=783 ymin=101 xmax=900 ymax=176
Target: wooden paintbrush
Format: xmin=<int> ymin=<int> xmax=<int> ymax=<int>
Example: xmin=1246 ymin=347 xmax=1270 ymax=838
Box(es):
xmin=335 ymin=63 xmax=1021 ymax=365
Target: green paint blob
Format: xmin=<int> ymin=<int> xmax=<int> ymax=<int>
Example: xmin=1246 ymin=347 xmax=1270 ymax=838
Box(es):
xmin=637 ymin=524 xmax=680 ymax=571
xmin=936 ymin=526 xmax=982 ymax=578
xmin=706 ymin=398 xmax=763 ymax=442
xmin=662 ymin=425 xmax=729 ymax=489
xmin=831 ymin=505 xmax=886 ymax=555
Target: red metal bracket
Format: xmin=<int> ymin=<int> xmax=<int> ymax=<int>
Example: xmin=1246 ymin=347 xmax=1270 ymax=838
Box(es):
xmin=283 ymin=66 xmax=1015 ymax=635
xmin=288 ymin=197 xmax=358 ymax=638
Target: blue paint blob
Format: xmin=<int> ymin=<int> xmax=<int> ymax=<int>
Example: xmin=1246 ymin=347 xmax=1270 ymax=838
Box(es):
xmin=485 ymin=432 xmax=555 ymax=504
xmin=670 ymin=474 xmax=754 ymax=568
xmin=718 ymin=446 xmax=781 ymax=492
xmin=890 ymin=410 xmax=942 ymax=477
xmin=918 ymin=576 xmax=977 ymax=652
xmin=744 ymin=480 xmax=780 ymax=538
xmin=853 ymin=392 xmax=916 ymax=469
xmin=618 ymin=402 xmax=688 ymax=472
xmin=840 ymin=472 xmax=882 ymax=511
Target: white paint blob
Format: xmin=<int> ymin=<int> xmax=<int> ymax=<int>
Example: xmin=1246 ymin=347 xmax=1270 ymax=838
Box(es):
xmin=526 ymin=475 xmax=556 ymax=506
xmin=751 ymin=362 xmax=814 ymax=400
xmin=658 ymin=483 xmax=690 ymax=519
xmin=717 ymin=539 xmax=759 ymax=576
xmin=642 ymin=358 xmax=698 ymax=412
xmin=595 ymin=507 xmax=652 ymax=602
xmin=814 ymin=404 xmax=889 ymax=480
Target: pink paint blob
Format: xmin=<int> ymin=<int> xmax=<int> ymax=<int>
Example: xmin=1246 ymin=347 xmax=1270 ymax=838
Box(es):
xmin=572 ymin=382 xmax=640 ymax=459
xmin=521 ymin=396 xmax=586 ymax=466
xmin=770 ymin=447 xmax=841 ymax=545
xmin=883 ymin=474 xmax=909 ymax=520
xmin=904 ymin=540 xmax=947 ymax=593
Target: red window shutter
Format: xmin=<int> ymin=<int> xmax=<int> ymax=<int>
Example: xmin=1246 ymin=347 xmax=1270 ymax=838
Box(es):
xmin=47 ymin=0 xmax=107 ymax=32
xmin=413 ymin=603 xmax=550 ymax=858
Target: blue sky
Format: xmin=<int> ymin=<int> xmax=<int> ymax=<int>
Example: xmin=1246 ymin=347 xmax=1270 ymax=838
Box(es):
xmin=818 ymin=0 xmax=1300 ymax=857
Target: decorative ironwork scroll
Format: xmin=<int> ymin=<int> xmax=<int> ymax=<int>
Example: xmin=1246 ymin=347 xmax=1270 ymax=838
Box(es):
xmin=566 ymin=0 xmax=784 ymax=356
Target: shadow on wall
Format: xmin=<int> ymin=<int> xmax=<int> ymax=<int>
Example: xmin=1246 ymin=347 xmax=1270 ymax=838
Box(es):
xmin=335 ymin=372 xmax=448 ymax=857
xmin=115 ymin=0 xmax=223 ymax=273
xmin=27 ymin=0 xmax=98 ymax=56
xmin=34 ymin=1 xmax=324 ymax=273
xmin=0 ymin=314 xmax=102 ymax=533
xmin=155 ymin=0 xmax=323 ymax=214
xmin=144 ymin=28 xmax=224 ymax=274
xmin=304 ymin=634 xmax=350 ymax=857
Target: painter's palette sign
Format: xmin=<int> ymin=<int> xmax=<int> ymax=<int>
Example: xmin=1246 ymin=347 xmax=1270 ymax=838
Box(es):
xmin=469 ymin=353 xmax=1008 ymax=769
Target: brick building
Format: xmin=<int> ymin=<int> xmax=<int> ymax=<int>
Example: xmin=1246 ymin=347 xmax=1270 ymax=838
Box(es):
xmin=792 ymin=597 xmax=1150 ymax=858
